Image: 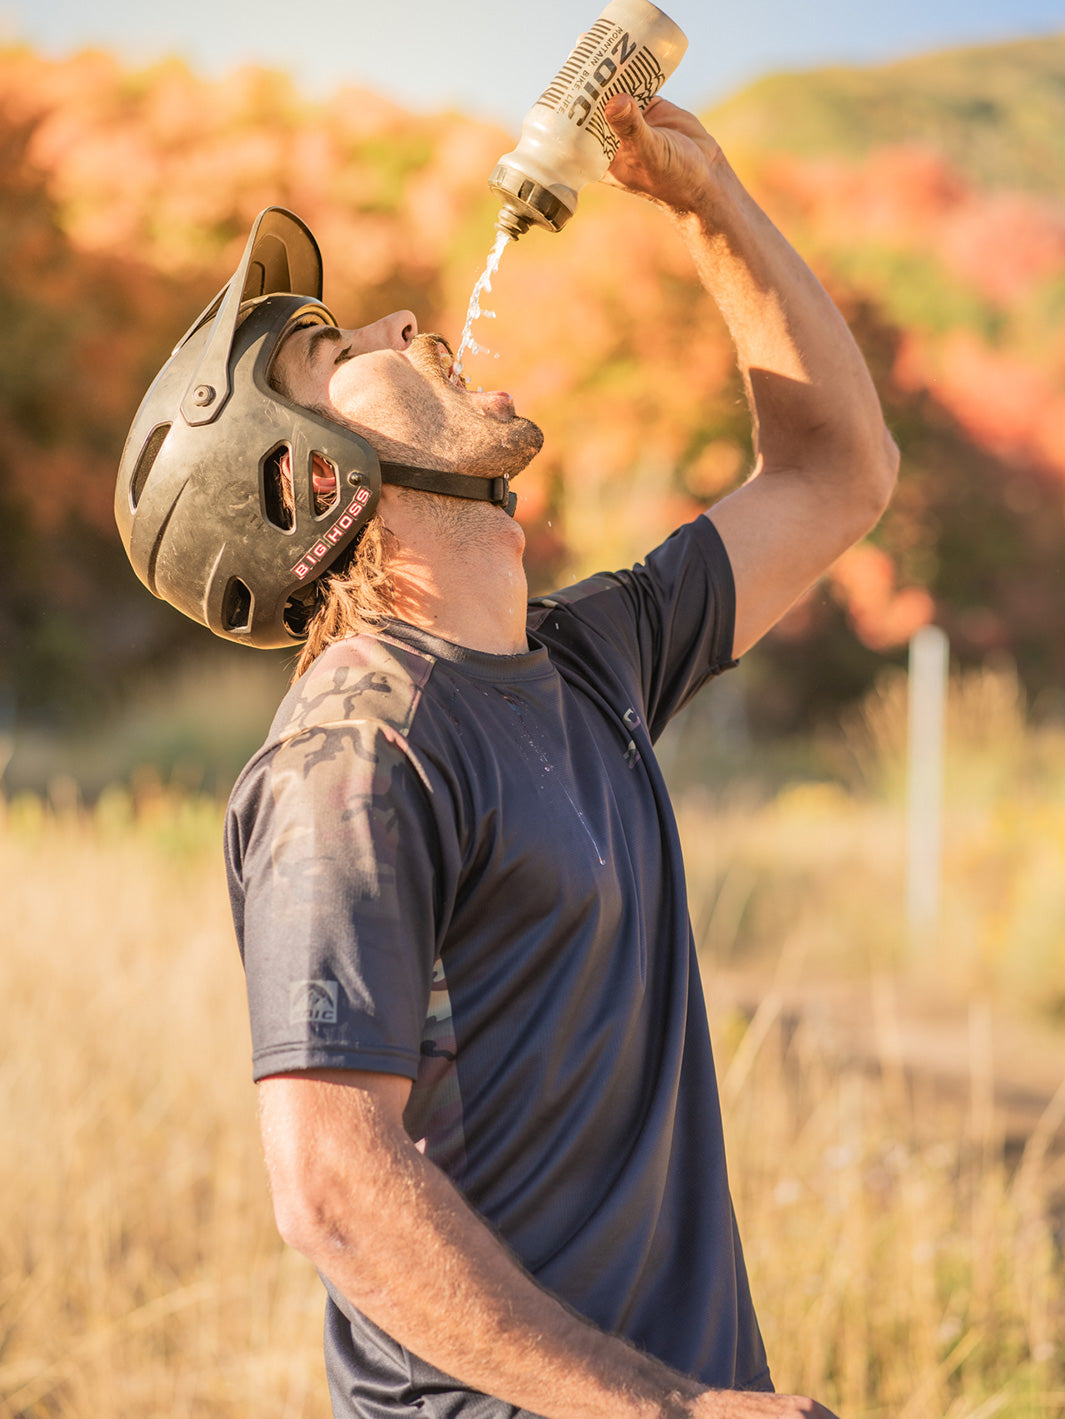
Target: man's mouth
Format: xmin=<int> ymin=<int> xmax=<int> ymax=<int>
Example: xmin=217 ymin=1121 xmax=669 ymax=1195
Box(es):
xmin=436 ymin=339 xmax=471 ymax=391
xmin=417 ymin=333 xmax=515 ymax=420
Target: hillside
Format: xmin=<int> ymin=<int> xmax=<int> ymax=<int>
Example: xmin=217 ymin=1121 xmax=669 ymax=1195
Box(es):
xmin=708 ymin=33 xmax=1065 ymax=196
xmin=3 ymin=35 xmax=1065 ymax=773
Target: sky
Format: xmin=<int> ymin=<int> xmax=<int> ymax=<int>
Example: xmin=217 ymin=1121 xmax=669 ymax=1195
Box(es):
xmin=5 ymin=0 xmax=1065 ymax=127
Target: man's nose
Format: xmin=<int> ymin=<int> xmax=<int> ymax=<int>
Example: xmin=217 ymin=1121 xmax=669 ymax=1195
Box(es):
xmin=364 ymin=310 xmax=417 ymax=350
xmin=392 ymin=311 xmax=417 ymax=348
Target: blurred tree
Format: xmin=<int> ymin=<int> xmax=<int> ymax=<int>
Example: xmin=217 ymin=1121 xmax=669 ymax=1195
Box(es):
xmin=3 ymin=37 xmax=1065 ymax=742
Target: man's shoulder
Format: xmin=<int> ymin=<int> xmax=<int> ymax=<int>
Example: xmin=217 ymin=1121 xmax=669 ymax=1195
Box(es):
xmin=226 ymin=632 xmax=440 ymax=821
xmin=267 ymin=631 xmax=436 ymax=749
xmin=528 ymin=515 xmax=727 ymax=627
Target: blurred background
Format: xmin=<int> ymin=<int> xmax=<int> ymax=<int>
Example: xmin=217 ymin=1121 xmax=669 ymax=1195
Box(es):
xmin=2 ymin=3 xmax=1065 ymax=1416
xmin=4 ymin=0 xmax=1065 ymax=792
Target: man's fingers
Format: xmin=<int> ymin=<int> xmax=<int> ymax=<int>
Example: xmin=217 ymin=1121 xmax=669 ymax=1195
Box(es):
xmin=604 ymin=93 xmax=642 ymax=138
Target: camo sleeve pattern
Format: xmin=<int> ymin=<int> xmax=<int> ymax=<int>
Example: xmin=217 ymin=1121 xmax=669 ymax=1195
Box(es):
xmin=228 ymin=712 xmax=443 ymax=1082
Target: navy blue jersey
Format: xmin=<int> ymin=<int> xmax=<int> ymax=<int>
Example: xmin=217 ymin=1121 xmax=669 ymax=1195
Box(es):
xmin=225 ymin=514 xmax=770 ymax=1414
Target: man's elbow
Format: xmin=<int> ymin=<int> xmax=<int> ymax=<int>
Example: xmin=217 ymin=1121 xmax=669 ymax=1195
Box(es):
xmin=258 ymin=1070 xmax=414 ymax=1263
xmin=269 ymin=1164 xmax=345 ymax=1259
xmin=840 ymin=419 xmax=899 ymax=543
xmin=873 ymin=421 xmax=901 ymax=516
xmin=264 ymin=1128 xmax=369 ymax=1263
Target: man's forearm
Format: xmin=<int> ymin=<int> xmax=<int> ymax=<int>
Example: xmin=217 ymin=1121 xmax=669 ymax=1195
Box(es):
xmin=263 ymin=1072 xmax=701 ymax=1419
xmin=670 ymin=159 xmax=889 ymax=487
xmin=604 ymin=94 xmax=896 ymax=496
xmin=260 ymin=1073 xmax=831 ymax=1419
xmin=603 ymin=95 xmax=897 ymax=655
xmin=323 ymin=1138 xmax=701 ymax=1418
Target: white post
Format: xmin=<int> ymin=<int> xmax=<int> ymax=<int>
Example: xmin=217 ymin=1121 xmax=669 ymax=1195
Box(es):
xmin=906 ymin=625 xmax=949 ymax=940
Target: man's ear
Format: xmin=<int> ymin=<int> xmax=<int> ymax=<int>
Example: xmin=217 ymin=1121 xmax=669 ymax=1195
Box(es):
xmin=278 ymin=447 xmax=339 ymax=510
xmin=310 ymin=453 xmax=339 ymax=502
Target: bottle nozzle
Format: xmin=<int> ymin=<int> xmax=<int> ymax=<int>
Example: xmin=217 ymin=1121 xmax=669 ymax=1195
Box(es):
xmin=488 ymin=162 xmax=575 ymax=237
xmin=495 ymin=204 xmax=531 ymax=240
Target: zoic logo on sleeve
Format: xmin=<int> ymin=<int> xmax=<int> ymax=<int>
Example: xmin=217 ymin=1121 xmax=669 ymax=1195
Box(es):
xmin=290 ymin=979 xmax=339 ymax=1025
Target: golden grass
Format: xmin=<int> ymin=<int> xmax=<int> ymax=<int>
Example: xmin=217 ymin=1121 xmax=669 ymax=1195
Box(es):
xmin=714 ymin=997 xmax=1065 ymax=1418
xmin=2 ymin=669 xmax=1064 ymax=1417
xmin=0 ymin=788 xmax=330 ymax=1419
xmin=680 ymin=664 xmax=1065 ymax=1017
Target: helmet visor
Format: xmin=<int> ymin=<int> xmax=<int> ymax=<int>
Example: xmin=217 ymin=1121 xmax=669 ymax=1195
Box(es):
xmin=176 ymin=207 xmax=324 ymax=427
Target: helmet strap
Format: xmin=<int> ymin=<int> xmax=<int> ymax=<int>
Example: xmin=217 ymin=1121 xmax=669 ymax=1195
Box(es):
xmin=378 ymin=462 xmax=517 ymax=518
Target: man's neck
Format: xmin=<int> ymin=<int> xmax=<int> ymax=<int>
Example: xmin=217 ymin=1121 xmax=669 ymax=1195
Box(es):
xmin=381 ymin=489 xmax=530 ymax=656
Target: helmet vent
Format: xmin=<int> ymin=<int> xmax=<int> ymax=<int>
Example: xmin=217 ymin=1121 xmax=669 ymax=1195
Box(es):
xmin=222 ymin=577 xmax=253 ymax=634
xmin=262 ymin=446 xmax=295 ymax=532
xmin=312 ymin=456 xmax=340 ymax=516
xmin=130 ymin=424 xmax=171 ymax=510
xmin=283 ymin=591 xmax=314 ymax=639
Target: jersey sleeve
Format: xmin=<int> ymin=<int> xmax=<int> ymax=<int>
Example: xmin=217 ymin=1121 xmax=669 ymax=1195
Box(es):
xmin=224 ymin=718 xmax=442 ymax=1083
xmin=530 ymin=514 xmax=737 ymax=742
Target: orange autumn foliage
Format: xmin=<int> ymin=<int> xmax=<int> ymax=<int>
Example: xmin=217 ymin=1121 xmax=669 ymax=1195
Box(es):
xmin=4 ymin=41 xmax=1065 ymax=730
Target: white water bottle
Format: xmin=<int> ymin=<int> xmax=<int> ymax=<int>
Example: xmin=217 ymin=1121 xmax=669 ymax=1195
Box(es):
xmin=490 ymin=0 xmax=688 ymax=239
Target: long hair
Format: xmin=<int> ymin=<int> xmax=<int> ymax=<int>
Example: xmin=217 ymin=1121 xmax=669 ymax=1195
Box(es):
xmin=290 ymin=516 xmax=395 ymax=679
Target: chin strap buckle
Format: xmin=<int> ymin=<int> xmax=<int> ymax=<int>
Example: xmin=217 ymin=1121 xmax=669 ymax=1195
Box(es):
xmin=489 ymin=475 xmax=517 ymax=518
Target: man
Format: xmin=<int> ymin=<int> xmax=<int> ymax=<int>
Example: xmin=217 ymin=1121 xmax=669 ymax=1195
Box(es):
xmin=116 ymin=93 xmax=897 ymax=1418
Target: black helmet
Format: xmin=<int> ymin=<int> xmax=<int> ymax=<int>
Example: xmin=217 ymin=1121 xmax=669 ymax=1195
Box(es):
xmin=116 ymin=207 xmax=516 ymax=649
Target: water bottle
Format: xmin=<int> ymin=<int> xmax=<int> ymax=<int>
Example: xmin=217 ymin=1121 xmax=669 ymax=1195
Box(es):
xmin=490 ymin=0 xmax=687 ymax=239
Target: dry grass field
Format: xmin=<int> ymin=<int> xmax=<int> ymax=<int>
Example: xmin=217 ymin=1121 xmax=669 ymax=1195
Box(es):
xmin=2 ymin=666 xmax=1064 ymax=1418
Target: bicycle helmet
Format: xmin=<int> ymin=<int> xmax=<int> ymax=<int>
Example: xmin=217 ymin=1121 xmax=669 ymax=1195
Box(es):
xmin=115 ymin=206 xmax=515 ymax=649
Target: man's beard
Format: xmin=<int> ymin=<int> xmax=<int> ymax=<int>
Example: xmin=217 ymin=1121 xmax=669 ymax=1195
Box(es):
xmin=404 ymin=332 xmax=545 ymax=478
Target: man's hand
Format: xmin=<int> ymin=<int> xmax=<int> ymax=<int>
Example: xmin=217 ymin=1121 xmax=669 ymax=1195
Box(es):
xmin=693 ymin=1393 xmax=840 ymax=1419
xmin=602 ymin=95 xmax=720 ymax=213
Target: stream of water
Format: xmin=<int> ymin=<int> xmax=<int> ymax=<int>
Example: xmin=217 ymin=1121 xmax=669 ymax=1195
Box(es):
xmin=454 ymin=229 xmax=512 ymax=376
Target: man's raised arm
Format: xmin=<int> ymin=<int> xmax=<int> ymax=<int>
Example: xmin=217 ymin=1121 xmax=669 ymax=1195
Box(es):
xmin=604 ymin=94 xmax=900 ymax=658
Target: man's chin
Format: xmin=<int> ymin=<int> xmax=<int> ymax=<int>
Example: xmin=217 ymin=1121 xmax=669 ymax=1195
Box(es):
xmin=494 ymin=416 xmax=544 ymax=476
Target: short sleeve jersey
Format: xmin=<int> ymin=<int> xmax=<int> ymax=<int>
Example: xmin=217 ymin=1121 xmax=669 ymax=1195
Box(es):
xmin=225 ymin=514 xmax=771 ymax=1415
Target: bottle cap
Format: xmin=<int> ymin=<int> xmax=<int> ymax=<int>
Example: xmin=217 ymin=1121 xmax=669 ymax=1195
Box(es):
xmin=489 ymin=163 xmax=576 ymax=235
